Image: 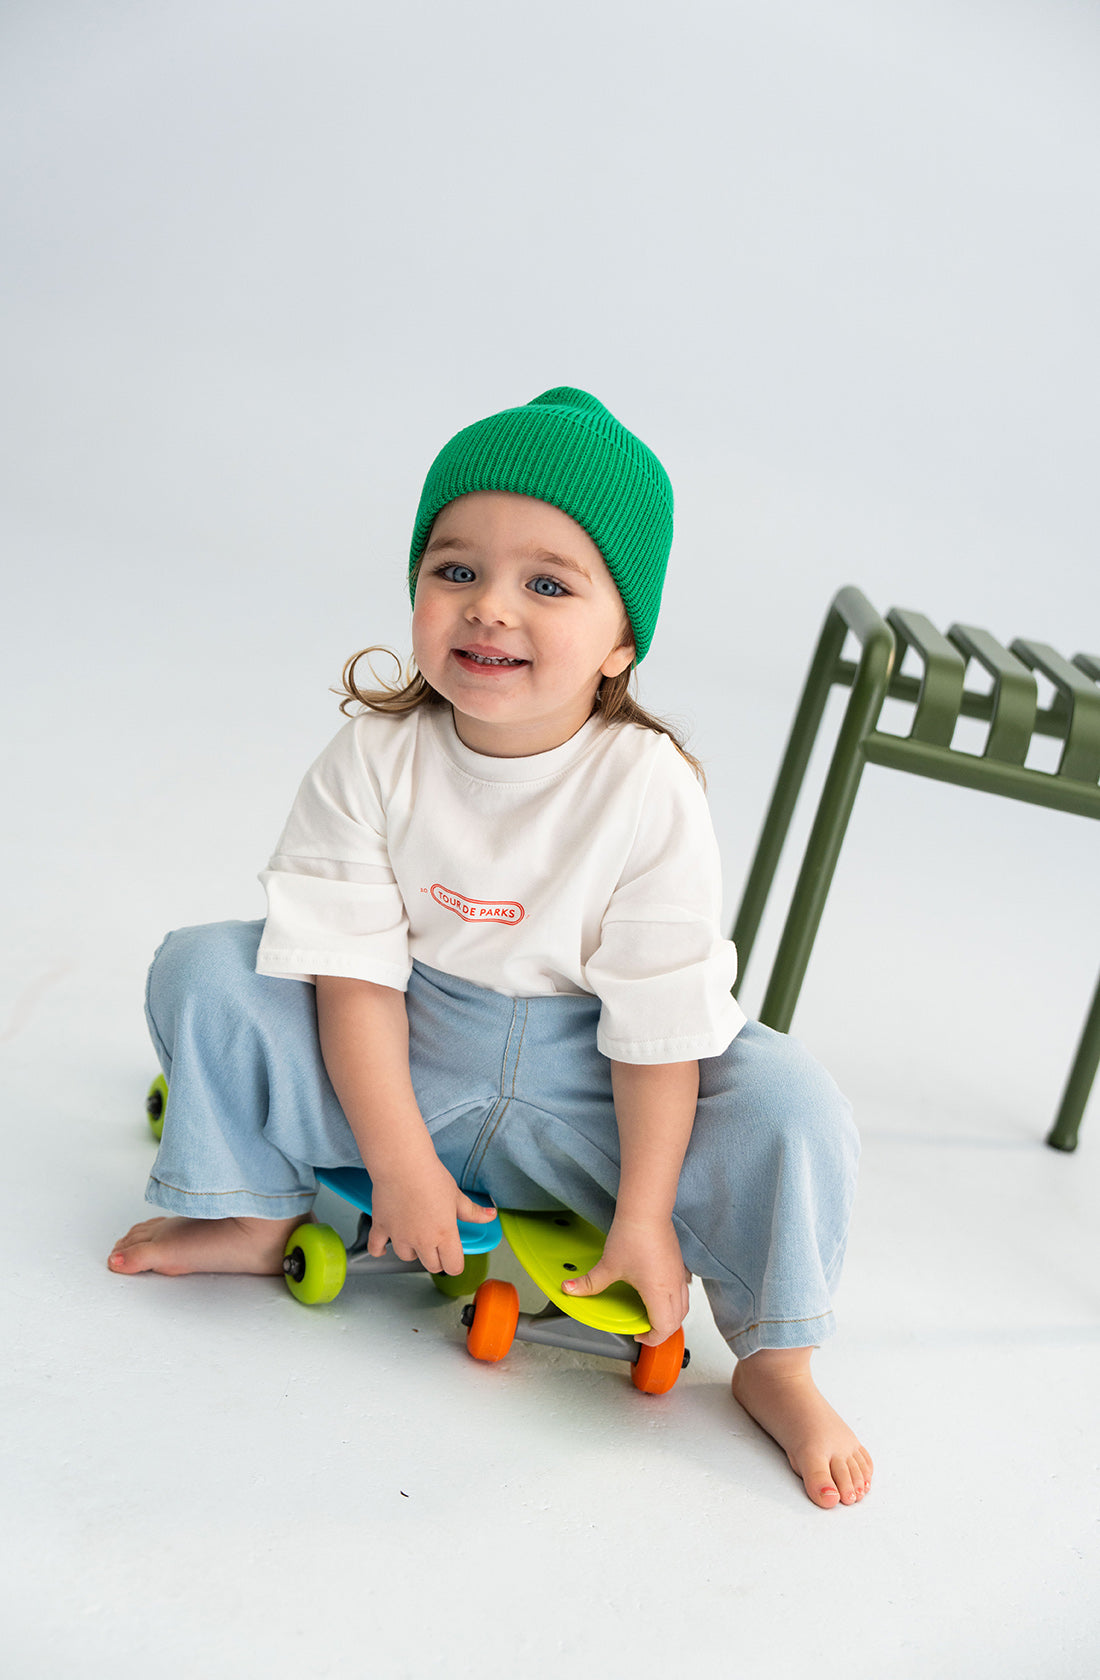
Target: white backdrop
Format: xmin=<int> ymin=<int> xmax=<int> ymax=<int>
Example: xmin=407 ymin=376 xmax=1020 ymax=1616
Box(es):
xmin=4 ymin=0 xmax=1097 ymax=1094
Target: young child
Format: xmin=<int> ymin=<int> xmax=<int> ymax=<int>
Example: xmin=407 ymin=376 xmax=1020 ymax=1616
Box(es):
xmin=109 ymin=386 xmax=872 ymax=1509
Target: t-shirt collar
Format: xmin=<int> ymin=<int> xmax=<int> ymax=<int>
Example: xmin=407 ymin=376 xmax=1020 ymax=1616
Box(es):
xmin=430 ymin=706 xmax=605 ymax=784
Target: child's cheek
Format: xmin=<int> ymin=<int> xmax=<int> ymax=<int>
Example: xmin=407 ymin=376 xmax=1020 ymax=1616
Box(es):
xmin=410 ymin=596 xmax=440 ymax=659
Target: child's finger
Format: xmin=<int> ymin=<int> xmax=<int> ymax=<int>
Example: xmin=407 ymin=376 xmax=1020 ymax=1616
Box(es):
xmin=634 ymin=1287 xmax=689 ymax=1345
xmin=561 ymin=1262 xmax=612 ymax=1298
xmin=437 ymin=1230 xmax=469 ymax=1275
xmin=635 ymin=1316 xmax=679 ymax=1347
xmin=456 ymin=1194 xmax=497 ymax=1222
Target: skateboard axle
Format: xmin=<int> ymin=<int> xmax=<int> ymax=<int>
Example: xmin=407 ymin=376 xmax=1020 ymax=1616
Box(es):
xmin=462 ymin=1300 xmax=687 ymax=1365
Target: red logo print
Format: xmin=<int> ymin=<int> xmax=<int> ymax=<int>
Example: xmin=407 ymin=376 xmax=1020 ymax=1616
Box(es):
xmin=430 ymin=884 xmax=525 ymax=925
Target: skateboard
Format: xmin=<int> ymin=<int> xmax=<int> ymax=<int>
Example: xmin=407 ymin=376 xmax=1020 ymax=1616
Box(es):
xmin=144 ymin=1077 xmax=688 ymax=1394
xmin=466 ymin=1207 xmax=689 ymax=1394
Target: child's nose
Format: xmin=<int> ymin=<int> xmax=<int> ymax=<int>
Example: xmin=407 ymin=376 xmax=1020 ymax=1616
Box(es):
xmin=466 ymin=582 xmax=515 ymax=625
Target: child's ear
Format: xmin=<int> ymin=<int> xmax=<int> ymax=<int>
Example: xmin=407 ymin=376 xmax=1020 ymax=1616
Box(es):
xmin=600 ymin=641 xmax=636 ymax=679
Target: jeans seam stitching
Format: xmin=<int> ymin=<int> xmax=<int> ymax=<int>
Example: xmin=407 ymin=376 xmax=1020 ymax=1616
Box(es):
xmin=736 ymin=1310 xmax=835 ymax=1336
xmin=149 ymin=1174 xmax=314 ymax=1201
xmin=463 ymin=1000 xmax=528 ymax=1186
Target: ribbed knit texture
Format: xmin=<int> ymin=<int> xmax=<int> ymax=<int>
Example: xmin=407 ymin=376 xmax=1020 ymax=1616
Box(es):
xmin=408 ymin=387 xmax=673 ymax=662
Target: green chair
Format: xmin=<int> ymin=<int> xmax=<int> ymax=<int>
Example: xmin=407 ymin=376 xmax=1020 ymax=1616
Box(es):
xmin=731 ymin=585 xmax=1100 ymax=1152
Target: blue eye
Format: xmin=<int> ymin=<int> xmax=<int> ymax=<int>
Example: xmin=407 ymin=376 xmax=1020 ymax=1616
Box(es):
xmin=529 ymin=576 xmax=567 ymax=597
xmin=440 ymin=563 xmax=476 ymax=583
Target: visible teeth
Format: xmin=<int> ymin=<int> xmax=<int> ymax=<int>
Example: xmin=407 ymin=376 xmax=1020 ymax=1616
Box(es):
xmin=463 ymin=652 xmax=523 ymax=665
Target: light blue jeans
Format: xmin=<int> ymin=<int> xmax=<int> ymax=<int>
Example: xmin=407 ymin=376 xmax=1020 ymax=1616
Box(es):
xmin=143 ymin=920 xmax=860 ymax=1359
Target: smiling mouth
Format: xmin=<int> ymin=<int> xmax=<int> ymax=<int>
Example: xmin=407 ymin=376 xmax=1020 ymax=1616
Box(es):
xmin=453 ymin=649 xmax=529 ymax=669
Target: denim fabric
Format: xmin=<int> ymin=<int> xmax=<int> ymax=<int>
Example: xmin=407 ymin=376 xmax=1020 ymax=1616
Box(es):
xmin=144 ymin=919 xmax=859 ymax=1358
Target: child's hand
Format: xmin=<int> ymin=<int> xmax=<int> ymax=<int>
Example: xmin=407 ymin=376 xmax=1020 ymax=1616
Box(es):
xmin=560 ymin=1214 xmax=690 ymax=1347
xmin=366 ymin=1156 xmax=496 ymax=1276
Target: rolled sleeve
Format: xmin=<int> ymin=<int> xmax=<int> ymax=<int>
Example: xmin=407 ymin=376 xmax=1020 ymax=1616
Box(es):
xmin=257 ymin=866 xmax=411 ymax=987
xmin=255 ymin=719 xmax=411 ymax=987
xmin=585 ymin=747 xmax=746 ymax=1064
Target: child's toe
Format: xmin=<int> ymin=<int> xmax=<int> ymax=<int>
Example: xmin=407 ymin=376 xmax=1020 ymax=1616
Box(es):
xmin=801 ymin=1459 xmax=841 ymax=1507
xmin=850 ymin=1451 xmax=872 ymax=1495
xmin=108 ymin=1239 xmax=156 ymax=1273
xmin=111 ymin=1219 xmax=160 ymax=1253
xmin=834 ymin=1453 xmax=871 ymax=1504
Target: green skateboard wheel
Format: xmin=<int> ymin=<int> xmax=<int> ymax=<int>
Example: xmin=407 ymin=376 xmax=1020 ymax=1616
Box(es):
xmin=282 ymin=1223 xmax=347 ymax=1305
xmin=430 ymin=1252 xmax=490 ymax=1299
xmin=145 ymin=1074 xmax=168 ymax=1141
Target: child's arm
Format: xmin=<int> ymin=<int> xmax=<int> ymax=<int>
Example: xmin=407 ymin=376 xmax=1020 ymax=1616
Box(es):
xmin=562 ymin=1058 xmax=697 ymax=1347
xmin=315 ymin=976 xmax=496 ymax=1274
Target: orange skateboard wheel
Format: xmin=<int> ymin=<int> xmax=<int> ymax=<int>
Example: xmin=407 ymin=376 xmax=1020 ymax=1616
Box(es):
xmin=465 ymin=1279 xmax=520 ymax=1362
xmin=631 ymin=1328 xmax=686 ymax=1394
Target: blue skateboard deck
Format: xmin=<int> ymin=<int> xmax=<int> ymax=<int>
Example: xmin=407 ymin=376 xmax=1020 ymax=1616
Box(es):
xmin=314 ymin=1166 xmax=503 ymax=1255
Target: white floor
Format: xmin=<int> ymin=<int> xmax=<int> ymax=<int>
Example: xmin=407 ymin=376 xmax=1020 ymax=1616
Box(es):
xmin=5 ymin=675 xmax=1099 ymax=1680
xmin=4 ymin=4 xmax=1100 ymax=1676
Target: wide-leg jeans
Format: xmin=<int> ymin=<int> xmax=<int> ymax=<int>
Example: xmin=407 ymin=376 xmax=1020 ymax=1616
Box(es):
xmin=143 ymin=919 xmax=860 ymax=1359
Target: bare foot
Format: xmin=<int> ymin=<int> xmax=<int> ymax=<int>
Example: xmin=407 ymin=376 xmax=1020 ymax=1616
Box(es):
xmin=107 ymin=1214 xmax=311 ymax=1277
xmin=731 ymin=1346 xmax=873 ymax=1510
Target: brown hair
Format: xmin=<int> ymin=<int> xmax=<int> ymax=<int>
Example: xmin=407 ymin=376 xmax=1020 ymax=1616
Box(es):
xmin=335 ymin=649 xmax=705 ymax=785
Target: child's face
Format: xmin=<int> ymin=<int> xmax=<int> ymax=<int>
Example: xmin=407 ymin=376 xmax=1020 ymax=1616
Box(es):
xmin=411 ymin=490 xmax=635 ymax=757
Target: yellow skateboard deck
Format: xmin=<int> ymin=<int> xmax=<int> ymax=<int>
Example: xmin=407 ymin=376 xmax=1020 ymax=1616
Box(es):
xmin=499 ymin=1208 xmax=651 ymax=1336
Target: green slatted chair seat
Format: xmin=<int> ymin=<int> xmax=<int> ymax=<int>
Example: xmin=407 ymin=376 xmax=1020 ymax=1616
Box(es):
xmin=731 ymin=586 xmax=1100 ymax=1151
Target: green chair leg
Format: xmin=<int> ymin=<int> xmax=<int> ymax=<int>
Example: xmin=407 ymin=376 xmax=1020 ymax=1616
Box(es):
xmin=733 ymin=587 xmax=894 ymax=1032
xmin=731 ymin=599 xmax=854 ymax=992
xmin=1046 ymin=969 xmax=1100 ymax=1152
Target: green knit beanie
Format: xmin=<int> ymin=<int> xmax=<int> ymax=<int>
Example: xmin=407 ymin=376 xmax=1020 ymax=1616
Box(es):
xmin=408 ymin=387 xmax=673 ymax=663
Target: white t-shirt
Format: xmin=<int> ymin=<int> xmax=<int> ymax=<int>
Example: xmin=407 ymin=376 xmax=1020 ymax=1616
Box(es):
xmin=256 ymin=705 xmax=745 ymax=1065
